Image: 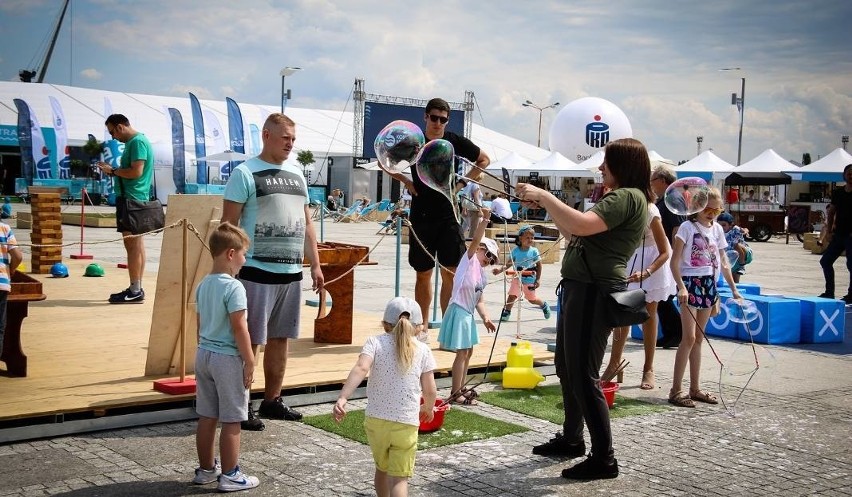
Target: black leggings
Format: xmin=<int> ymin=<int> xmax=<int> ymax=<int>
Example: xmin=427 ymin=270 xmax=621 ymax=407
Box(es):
xmin=555 ymin=279 xmax=614 ymax=461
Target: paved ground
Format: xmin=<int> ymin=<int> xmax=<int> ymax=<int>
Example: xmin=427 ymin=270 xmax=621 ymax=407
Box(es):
xmin=1 ymin=203 xmax=850 ymax=496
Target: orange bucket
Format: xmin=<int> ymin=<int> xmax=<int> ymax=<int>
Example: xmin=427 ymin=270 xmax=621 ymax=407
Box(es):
xmin=601 ymin=381 xmax=620 ymax=408
xmin=419 ymin=398 xmax=450 ymax=433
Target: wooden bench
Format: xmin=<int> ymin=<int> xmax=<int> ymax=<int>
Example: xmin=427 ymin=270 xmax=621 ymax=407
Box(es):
xmin=23 ymin=186 xmax=74 ymax=205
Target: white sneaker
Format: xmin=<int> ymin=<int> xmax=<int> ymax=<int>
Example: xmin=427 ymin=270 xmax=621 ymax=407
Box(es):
xmin=192 ymin=458 xmax=221 ymax=484
xmin=217 ymin=465 xmax=260 ymax=492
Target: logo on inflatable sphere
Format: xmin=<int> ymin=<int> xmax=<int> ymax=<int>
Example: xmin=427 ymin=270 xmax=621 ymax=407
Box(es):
xmin=548 ymin=97 xmax=633 ymax=162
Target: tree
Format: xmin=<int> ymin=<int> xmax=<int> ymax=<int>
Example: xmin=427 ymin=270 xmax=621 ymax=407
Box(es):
xmin=82 ymin=136 xmax=105 ymax=161
xmin=296 ymin=150 xmax=315 ymax=168
xmin=802 ymin=153 xmax=812 ymax=165
xmin=296 ymin=150 xmax=315 ymax=184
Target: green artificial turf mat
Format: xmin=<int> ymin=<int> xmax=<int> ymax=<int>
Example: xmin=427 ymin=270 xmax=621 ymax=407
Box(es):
xmin=478 ymin=384 xmax=669 ymax=424
xmin=303 ymin=407 xmax=528 ymax=450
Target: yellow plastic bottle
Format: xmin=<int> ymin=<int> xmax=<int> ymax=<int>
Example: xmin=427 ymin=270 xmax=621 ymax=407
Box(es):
xmin=506 ymin=341 xmax=534 ymax=369
xmin=502 ymin=367 xmax=545 ymax=389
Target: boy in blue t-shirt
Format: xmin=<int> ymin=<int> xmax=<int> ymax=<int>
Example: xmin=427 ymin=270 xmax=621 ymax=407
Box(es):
xmin=192 ymin=222 xmax=260 ymax=492
xmin=492 ymin=225 xmax=551 ymax=322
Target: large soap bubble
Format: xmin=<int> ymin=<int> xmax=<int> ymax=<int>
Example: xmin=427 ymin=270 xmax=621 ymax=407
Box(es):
xmin=374 ymin=120 xmax=425 ymax=174
xmin=725 ymin=249 xmax=740 ymax=269
xmin=415 ymin=139 xmax=461 ymax=224
xmin=664 ymin=177 xmax=710 ymax=216
xmin=724 ymin=297 xmax=758 ymax=324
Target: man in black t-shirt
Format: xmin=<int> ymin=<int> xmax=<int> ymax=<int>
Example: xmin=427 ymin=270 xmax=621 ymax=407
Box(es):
xmin=651 ymin=164 xmax=686 ymax=347
xmin=388 ymin=97 xmax=490 ymax=322
xmin=819 ymin=163 xmax=852 ymax=304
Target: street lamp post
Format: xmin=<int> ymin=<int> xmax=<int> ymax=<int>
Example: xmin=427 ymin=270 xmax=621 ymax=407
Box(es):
xmin=280 ymin=66 xmax=302 ymax=113
xmin=842 ymin=135 xmax=849 ymax=151
xmin=522 ymin=100 xmax=560 ymax=147
xmin=697 ymin=136 xmax=704 ymax=155
xmin=720 ymin=68 xmax=745 ymax=165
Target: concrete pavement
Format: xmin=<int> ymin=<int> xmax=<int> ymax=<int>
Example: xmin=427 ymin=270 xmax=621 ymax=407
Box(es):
xmin=1 ymin=203 xmax=850 ymax=496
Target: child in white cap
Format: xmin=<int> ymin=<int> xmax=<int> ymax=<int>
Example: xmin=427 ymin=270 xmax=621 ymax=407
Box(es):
xmin=334 ymin=296 xmax=437 ymax=497
xmin=438 ymin=207 xmax=498 ymax=405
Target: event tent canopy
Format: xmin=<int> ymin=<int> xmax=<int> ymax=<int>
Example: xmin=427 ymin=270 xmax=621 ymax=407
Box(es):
xmin=725 ymin=148 xmax=792 ymax=185
xmin=785 ymin=147 xmax=852 ymax=182
xmin=675 ymin=150 xmax=735 ymax=181
xmin=518 ymin=151 xmax=596 ymax=178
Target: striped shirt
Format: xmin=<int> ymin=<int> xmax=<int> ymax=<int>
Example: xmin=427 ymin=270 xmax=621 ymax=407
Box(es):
xmin=0 ymin=223 xmax=18 ymax=292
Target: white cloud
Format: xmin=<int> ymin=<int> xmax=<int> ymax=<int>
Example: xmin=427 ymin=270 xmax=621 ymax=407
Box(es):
xmin=79 ymin=68 xmax=102 ymax=80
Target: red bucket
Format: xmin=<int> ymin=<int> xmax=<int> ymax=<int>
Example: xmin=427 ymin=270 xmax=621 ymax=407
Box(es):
xmin=419 ymin=398 xmax=450 ymax=433
xmin=601 ymin=381 xmax=620 ymax=408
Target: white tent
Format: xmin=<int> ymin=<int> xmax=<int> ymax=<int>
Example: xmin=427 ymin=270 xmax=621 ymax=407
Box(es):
xmin=733 ymin=149 xmax=794 ymax=173
xmin=508 ymin=151 xmax=596 ymax=178
xmin=786 ymin=148 xmax=852 ymax=182
xmin=648 ymin=150 xmax=675 ymax=166
xmin=676 ymin=150 xmax=735 ymax=180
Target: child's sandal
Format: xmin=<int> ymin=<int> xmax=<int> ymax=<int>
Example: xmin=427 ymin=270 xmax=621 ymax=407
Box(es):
xmin=689 ymin=390 xmax=719 ymax=404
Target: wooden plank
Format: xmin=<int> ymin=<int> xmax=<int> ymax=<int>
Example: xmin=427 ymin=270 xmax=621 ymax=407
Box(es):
xmin=145 ymin=195 xmax=222 ymax=376
xmin=167 ymin=206 xmax=221 ymax=375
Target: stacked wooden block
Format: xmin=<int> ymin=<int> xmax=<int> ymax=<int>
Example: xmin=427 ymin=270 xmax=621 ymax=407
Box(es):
xmin=30 ymin=193 xmax=63 ymax=274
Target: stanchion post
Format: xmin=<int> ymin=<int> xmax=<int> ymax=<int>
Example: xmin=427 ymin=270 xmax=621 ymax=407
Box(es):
xmin=179 ymin=218 xmax=188 ymax=383
xmin=428 ymin=258 xmax=441 ymax=329
xmin=70 ymin=187 xmax=93 ymax=259
xmin=394 ymin=217 xmax=401 ymax=297
xmin=320 ymin=204 xmax=325 ymax=242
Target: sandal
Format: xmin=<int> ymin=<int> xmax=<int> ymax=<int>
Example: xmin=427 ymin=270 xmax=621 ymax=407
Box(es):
xmin=448 ymin=392 xmax=477 ymax=406
xmin=668 ymin=391 xmax=695 ymax=408
xmin=689 ymin=390 xmax=719 ymax=404
xmin=640 ymin=369 xmax=655 ymax=390
xmin=461 ymin=388 xmax=479 ymax=400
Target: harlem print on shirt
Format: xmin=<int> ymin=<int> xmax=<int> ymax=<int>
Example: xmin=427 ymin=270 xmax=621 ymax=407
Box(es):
xmin=251 ymin=168 xmax=306 ymax=265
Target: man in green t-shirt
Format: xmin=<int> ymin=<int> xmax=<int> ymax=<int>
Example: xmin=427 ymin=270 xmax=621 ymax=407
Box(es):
xmin=96 ymin=114 xmax=154 ymax=304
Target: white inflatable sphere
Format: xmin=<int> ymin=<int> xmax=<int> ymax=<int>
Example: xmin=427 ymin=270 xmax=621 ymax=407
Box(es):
xmin=548 ymin=97 xmax=633 ymax=162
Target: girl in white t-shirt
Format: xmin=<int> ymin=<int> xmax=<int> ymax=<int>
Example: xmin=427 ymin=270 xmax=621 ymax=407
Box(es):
xmin=334 ymin=297 xmax=437 ymax=497
xmin=437 ymin=207 xmax=498 ymax=405
xmin=668 ymin=188 xmax=742 ymax=408
xmin=602 ymin=201 xmax=676 ymax=391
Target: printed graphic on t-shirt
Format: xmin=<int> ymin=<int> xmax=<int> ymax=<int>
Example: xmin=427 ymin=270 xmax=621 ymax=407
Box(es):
xmin=690 ymin=233 xmax=717 ymax=269
xmin=251 ymin=169 xmax=306 ymax=265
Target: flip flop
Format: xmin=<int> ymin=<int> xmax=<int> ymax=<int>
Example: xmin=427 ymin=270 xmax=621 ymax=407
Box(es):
xmin=689 ymin=390 xmax=719 ymax=404
xmin=461 ymin=388 xmax=479 ymax=400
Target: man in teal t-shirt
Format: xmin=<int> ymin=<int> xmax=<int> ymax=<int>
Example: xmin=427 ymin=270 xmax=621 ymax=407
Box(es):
xmin=96 ymin=114 xmax=154 ymax=304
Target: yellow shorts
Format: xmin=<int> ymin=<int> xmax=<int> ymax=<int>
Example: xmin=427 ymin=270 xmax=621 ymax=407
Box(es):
xmin=364 ymin=416 xmax=418 ymax=477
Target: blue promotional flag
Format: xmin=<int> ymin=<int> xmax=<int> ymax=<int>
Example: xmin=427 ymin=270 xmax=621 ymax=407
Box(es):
xmin=13 ymin=99 xmax=34 ymax=185
xmin=189 ymin=93 xmax=207 ymax=184
xmin=168 ymin=108 xmax=186 ymax=194
xmin=225 ymin=97 xmax=245 ymax=181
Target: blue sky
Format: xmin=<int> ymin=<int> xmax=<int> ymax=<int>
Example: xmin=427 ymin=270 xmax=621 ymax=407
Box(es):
xmin=1 ymin=0 xmax=850 ymax=164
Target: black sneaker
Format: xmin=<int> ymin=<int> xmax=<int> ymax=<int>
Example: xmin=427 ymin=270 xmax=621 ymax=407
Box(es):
xmin=258 ymin=397 xmax=302 ymax=421
xmin=108 ymin=288 xmax=145 ymax=304
xmin=241 ymin=402 xmax=265 ymax=431
xmin=843 ymin=295 xmax=852 ymax=305
xmin=818 ymin=292 xmax=835 ymax=299
xmin=561 ymin=456 xmax=619 ymax=480
xmin=532 ymin=432 xmax=586 ymax=458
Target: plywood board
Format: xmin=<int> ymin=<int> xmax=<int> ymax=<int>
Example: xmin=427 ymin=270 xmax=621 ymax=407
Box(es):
xmin=144 ymin=195 xmax=222 ymax=375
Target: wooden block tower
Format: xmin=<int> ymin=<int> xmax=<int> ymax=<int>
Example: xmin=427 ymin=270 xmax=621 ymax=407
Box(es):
xmin=29 ymin=193 xmax=63 ymax=274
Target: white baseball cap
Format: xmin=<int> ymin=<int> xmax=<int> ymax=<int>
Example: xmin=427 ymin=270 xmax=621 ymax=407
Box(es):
xmin=383 ymin=296 xmax=423 ymax=326
xmin=480 ymin=237 xmax=499 ymax=263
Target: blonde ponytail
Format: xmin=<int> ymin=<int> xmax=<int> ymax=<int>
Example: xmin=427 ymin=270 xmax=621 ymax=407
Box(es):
xmin=393 ymin=316 xmax=416 ymax=372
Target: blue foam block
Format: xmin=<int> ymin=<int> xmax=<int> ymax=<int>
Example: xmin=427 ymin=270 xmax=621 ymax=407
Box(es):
xmin=792 ymin=296 xmax=846 ymax=343
xmin=718 ymin=280 xmax=761 ymax=295
xmin=733 ymin=295 xmax=801 ymax=344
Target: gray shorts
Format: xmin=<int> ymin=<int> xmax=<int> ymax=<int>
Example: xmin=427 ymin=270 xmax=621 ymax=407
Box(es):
xmin=195 ymin=348 xmax=249 ymax=423
xmin=240 ymin=278 xmax=302 ymax=344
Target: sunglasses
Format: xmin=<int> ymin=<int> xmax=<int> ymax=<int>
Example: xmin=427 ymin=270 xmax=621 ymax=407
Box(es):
xmin=703 ymin=206 xmax=723 ymax=215
xmin=427 ymin=114 xmax=449 ymax=124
